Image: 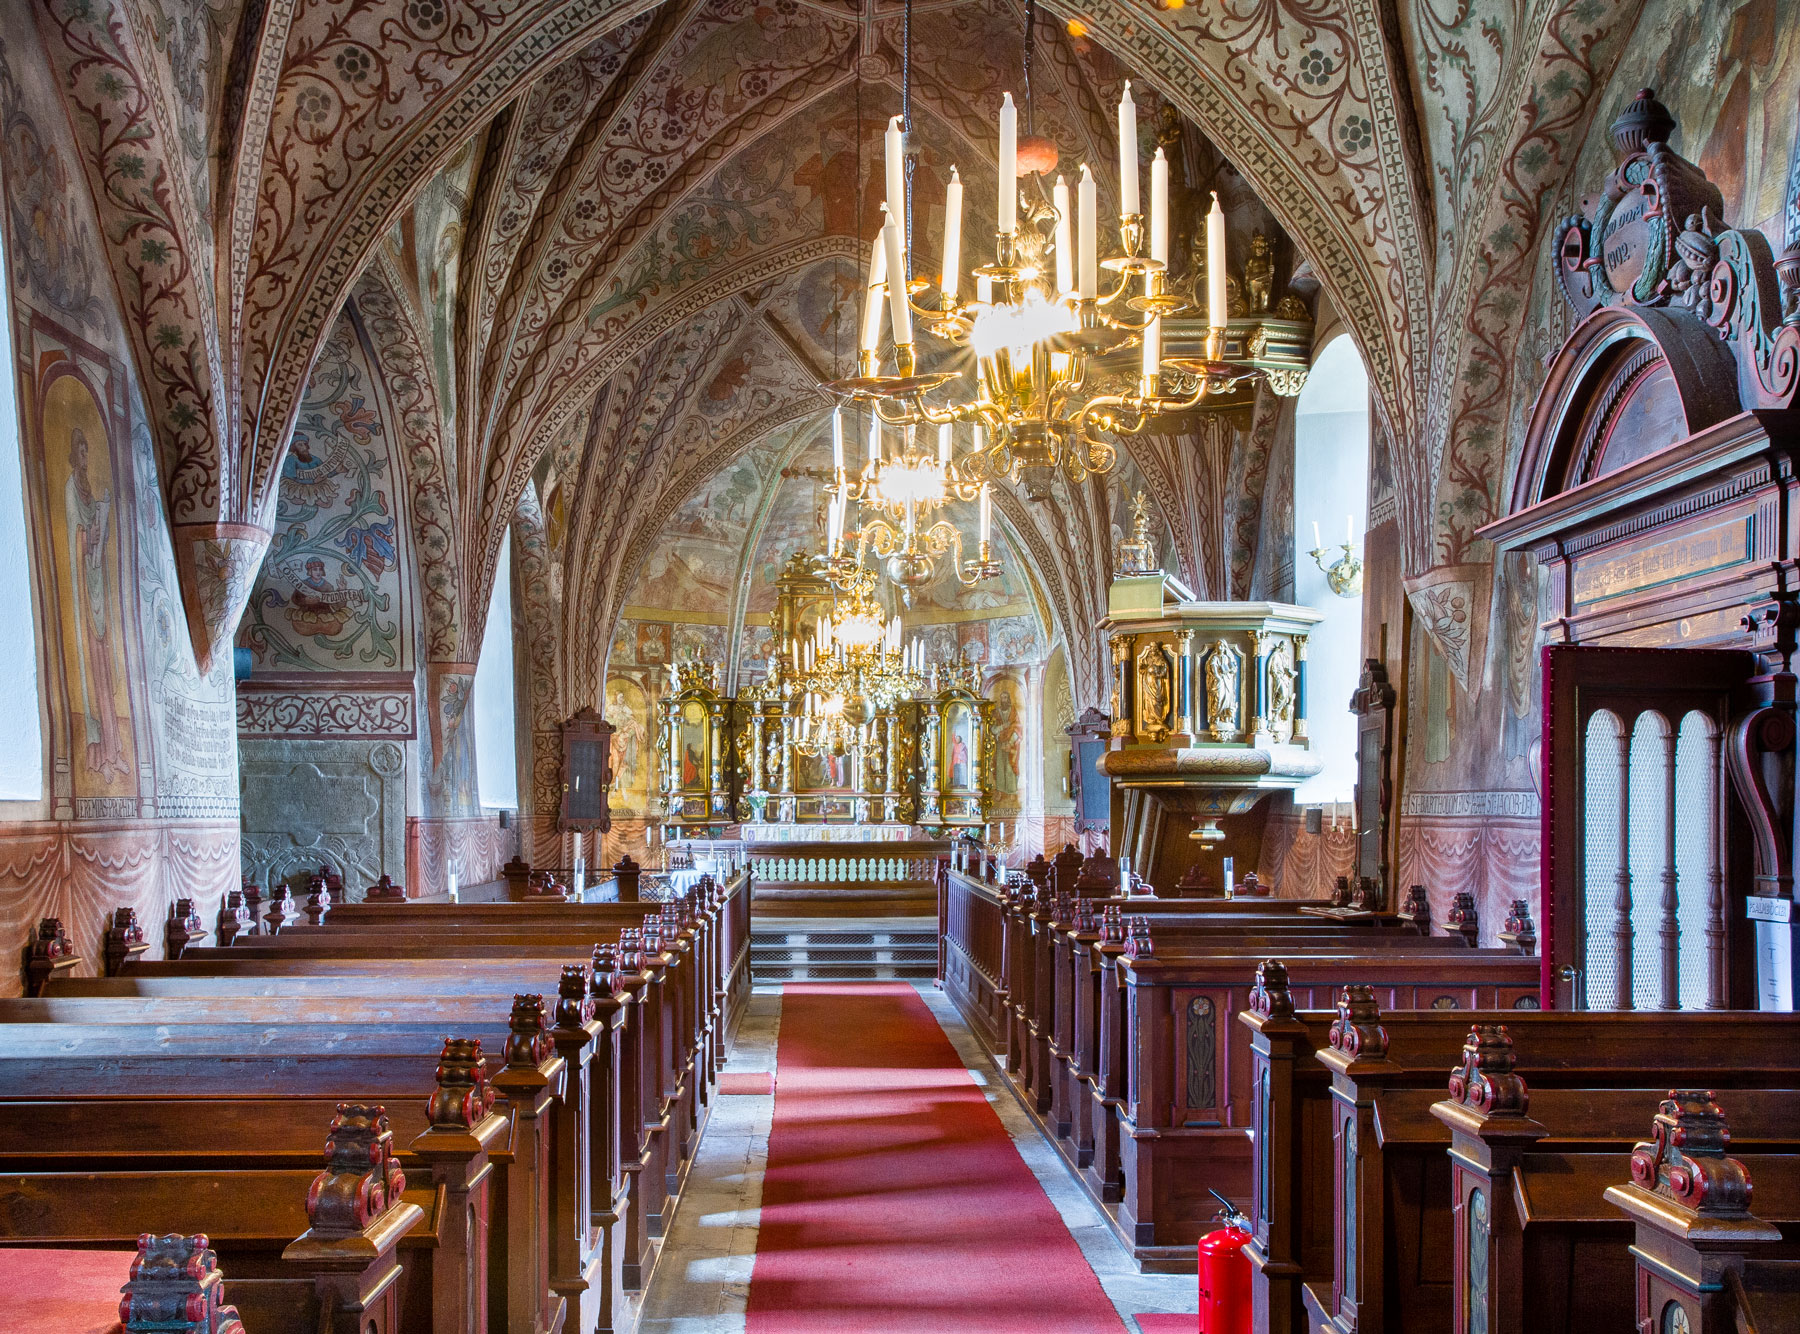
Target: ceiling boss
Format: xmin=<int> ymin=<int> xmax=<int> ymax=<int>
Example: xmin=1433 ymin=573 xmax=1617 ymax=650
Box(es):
xmin=826 ymin=76 xmax=1256 ymax=508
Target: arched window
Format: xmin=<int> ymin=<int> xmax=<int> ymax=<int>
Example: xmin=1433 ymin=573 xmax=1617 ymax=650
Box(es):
xmin=1291 ymin=334 xmax=1369 ymax=805
xmin=0 ymin=204 xmax=44 ymax=802
xmin=472 ymin=529 xmax=518 ymax=809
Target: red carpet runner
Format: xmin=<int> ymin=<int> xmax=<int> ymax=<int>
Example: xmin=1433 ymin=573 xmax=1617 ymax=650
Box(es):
xmin=747 ymin=983 xmax=1128 ymax=1332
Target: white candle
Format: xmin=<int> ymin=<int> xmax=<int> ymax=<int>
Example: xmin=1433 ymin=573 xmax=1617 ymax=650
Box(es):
xmin=1207 ymin=191 xmax=1228 ymax=330
xmin=1313 ymin=520 xmax=1323 ymax=550
xmin=1141 ymin=315 xmax=1161 ymax=383
xmin=831 ymin=405 xmax=845 ymax=475
xmin=998 ymin=93 xmax=1017 ymax=233
xmin=941 ymin=167 xmax=963 ymax=301
xmin=1078 ymin=164 xmax=1098 ymax=301
xmin=1118 ymin=81 xmax=1138 ymax=216
xmin=885 ymin=116 xmax=907 ymax=226
xmin=979 ymin=482 xmax=992 ymax=544
xmin=1052 ymin=175 xmax=1074 ymax=295
xmin=938 ymin=422 xmax=953 ymax=465
xmin=828 ymin=491 xmax=842 ymax=549
xmin=860 ymin=231 xmax=888 ymax=353
xmin=977 ymin=274 xmax=993 ymax=305
xmin=1149 ymin=148 xmax=1169 ymax=263
xmin=883 ymin=218 xmax=912 ymax=347
xmin=1348 ymin=513 xmax=1356 ymax=543
xmin=869 ymin=411 xmax=881 ymax=468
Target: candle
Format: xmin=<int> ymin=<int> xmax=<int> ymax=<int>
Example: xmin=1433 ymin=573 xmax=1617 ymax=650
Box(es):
xmin=1313 ymin=520 xmax=1323 ymax=550
xmin=860 ymin=231 xmax=888 ymax=353
xmin=941 ymin=167 xmax=963 ymax=301
xmin=831 ymin=405 xmax=845 ymax=476
xmin=977 ymin=274 xmax=993 ymax=305
xmin=998 ymin=93 xmax=1017 ymax=233
xmin=1348 ymin=513 xmax=1356 ymax=543
xmin=883 ymin=218 xmax=912 ymax=347
xmin=1052 ymin=175 xmax=1074 ymax=295
xmin=979 ymin=482 xmax=992 ymax=544
xmin=828 ymin=491 xmax=843 ymax=550
xmin=1149 ymin=148 xmax=1169 ymax=263
xmin=1078 ymin=164 xmax=1098 ymax=301
xmin=868 ymin=411 xmax=881 ymax=468
xmin=885 ymin=116 xmax=906 ymax=226
xmin=1118 ymin=81 xmax=1138 ymax=216
xmin=1141 ymin=314 xmax=1161 ymax=384
xmin=938 ymin=422 xmax=953 ymax=465
xmin=1207 ymin=190 xmax=1228 ymax=330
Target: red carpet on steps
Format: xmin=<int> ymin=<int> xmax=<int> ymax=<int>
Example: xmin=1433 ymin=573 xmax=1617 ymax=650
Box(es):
xmin=747 ymin=983 xmax=1128 ymax=1333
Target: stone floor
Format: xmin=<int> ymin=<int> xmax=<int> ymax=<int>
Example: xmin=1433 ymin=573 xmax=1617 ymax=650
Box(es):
xmin=637 ymin=982 xmax=1198 ymax=1333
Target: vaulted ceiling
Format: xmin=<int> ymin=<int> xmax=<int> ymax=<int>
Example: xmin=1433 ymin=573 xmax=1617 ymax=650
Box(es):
xmin=38 ymin=0 xmax=1682 ymax=704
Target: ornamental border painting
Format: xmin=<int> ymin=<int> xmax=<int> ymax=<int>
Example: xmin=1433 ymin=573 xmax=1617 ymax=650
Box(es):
xmin=21 ymin=312 xmax=148 ymax=819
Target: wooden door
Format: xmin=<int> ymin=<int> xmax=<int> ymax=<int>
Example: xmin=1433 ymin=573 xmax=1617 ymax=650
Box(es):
xmin=1542 ymin=645 xmax=1753 ymax=1010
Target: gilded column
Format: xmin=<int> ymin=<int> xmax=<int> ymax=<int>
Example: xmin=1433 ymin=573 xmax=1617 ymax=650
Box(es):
xmin=1175 ymin=628 xmax=1196 ymax=740
xmin=1248 ymin=630 xmax=1269 ymax=737
xmin=1293 ymin=635 xmax=1309 ymax=742
xmin=1110 ymin=636 xmax=1134 ymax=739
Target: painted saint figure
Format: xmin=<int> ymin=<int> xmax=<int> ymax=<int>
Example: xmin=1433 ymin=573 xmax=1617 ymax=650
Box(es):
xmin=64 ymin=426 xmax=127 ymax=782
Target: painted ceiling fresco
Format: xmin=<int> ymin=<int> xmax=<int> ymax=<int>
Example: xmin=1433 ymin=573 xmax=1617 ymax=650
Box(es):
xmin=27 ymin=0 xmax=1800 ymax=729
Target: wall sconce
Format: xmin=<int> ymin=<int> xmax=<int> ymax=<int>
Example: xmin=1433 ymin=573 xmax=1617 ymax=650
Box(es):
xmin=1308 ymin=518 xmax=1363 ymax=599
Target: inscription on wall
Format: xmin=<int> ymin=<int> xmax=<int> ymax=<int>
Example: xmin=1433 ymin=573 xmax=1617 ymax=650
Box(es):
xmin=1571 ymin=516 xmax=1753 ymax=608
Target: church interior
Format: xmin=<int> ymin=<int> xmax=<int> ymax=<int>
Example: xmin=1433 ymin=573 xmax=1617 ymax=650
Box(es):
xmin=0 ymin=0 xmax=1798 ymax=1330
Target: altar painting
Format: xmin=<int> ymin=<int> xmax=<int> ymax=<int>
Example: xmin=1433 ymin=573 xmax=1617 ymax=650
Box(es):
xmin=944 ymin=699 xmax=977 ymax=794
xmin=675 ymin=699 xmax=711 ymax=791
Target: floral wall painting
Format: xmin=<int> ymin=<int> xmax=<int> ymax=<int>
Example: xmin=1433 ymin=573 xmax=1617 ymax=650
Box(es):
xmin=36 ymin=353 xmax=139 ymax=807
xmin=239 ymin=318 xmax=410 ymax=672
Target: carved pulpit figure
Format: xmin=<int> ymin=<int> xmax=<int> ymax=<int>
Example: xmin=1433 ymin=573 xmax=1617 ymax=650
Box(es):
xmin=1266 ymin=640 xmax=1297 ymax=740
xmin=1205 ymin=643 xmax=1240 ymax=740
xmin=1244 ymin=231 xmax=1275 ymax=313
xmin=1116 ymin=491 xmax=1160 ymax=576
xmin=1136 ymin=644 xmax=1173 ymax=742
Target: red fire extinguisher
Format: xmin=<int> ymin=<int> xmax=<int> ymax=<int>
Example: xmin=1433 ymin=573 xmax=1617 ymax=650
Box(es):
xmin=1196 ymin=1189 xmax=1253 ymax=1334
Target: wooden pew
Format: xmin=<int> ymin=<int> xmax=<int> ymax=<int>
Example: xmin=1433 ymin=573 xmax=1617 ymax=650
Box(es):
xmin=1604 ymin=1092 xmax=1800 ymax=1334
xmin=1237 ymin=976 xmax=1800 ymax=1334
xmin=0 ymin=1105 xmax=424 ymax=1334
xmin=31 ymin=870 xmax=751 ymax=1333
xmin=0 ymin=1007 xmax=562 ymax=1334
xmin=1430 ymin=1031 xmax=1800 ymax=1334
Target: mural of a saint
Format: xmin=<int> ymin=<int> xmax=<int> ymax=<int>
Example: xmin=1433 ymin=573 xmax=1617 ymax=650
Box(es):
xmin=63 ymin=425 xmax=127 ymax=783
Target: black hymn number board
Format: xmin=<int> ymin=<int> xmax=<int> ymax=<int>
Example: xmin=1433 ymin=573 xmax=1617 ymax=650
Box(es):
xmin=560 ymin=707 xmax=615 ymax=832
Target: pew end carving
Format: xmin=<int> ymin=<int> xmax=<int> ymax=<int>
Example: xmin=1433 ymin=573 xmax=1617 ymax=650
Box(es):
xmin=104 ymin=906 xmax=149 ymax=977
xmin=1605 ymin=1092 xmax=1788 ymax=1334
xmin=25 ymin=917 xmax=80 ymax=996
xmin=282 ymin=1102 xmax=424 ymax=1334
xmin=121 ymin=1233 xmax=247 ymax=1334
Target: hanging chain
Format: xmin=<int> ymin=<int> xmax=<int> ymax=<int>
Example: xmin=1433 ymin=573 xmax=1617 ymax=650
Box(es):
xmin=1023 ymin=0 xmax=1037 ymax=136
xmin=901 ymin=0 xmax=915 ymax=282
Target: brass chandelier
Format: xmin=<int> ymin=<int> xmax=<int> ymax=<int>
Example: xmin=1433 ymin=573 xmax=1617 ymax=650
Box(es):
xmin=773 ymin=561 xmax=928 ymax=758
xmin=823 ymin=410 xmax=1002 ymax=601
xmin=827 ymin=79 xmax=1256 ymax=499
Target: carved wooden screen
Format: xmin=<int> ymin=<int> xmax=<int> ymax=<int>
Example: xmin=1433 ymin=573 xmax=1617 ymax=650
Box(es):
xmin=1543 ymin=646 xmax=1749 ymax=1009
